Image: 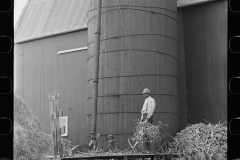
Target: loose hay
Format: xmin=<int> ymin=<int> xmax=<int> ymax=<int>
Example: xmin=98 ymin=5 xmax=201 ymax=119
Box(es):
xmin=14 ymin=94 xmax=41 ymax=132
xmin=14 ymin=94 xmax=52 ymax=160
xmin=69 ymin=120 xmax=174 ymax=157
xmin=130 ymin=120 xmax=173 ymax=153
xmin=14 ymin=94 xmax=74 ymax=159
xmin=173 ymin=122 xmax=227 ymax=160
xmin=14 ymin=122 xmax=50 ymax=160
xmin=43 ymin=134 xmax=74 ymax=157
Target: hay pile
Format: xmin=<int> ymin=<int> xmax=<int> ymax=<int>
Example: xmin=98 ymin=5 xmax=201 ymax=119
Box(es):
xmin=14 ymin=94 xmax=52 ymax=160
xmin=129 ymin=120 xmax=173 ymax=153
xmin=173 ymin=122 xmax=227 ymax=160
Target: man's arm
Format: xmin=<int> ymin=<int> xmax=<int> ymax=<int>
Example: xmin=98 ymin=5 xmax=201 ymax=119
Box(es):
xmin=141 ymin=105 xmax=147 ymax=114
xmin=114 ymin=142 xmax=120 ymax=150
xmin=140 ymin=114 xmax=144 ymax=122
xmin=147 ymin=98 xmax=156 ymax=119
xmin=104 ymin=144 xmax=110 ymax=152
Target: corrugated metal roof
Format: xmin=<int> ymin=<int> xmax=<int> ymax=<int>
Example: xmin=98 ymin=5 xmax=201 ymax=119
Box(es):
xmin=14 ymin=0 xmax=88 ymax=43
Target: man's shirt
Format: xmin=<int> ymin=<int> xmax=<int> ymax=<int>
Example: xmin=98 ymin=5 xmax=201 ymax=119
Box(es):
xmin=105 ymin=141 xmax=119 ymax=152
xmin=141 ymin=96 xmax=156 ymax=119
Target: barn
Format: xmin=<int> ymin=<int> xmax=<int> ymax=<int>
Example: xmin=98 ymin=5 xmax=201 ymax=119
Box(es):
xmin=14 ymin=0 xmax=227 ymax=149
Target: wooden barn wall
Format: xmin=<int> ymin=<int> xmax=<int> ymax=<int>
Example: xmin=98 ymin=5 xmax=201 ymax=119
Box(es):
xmin=14 ymin=30 xmax=89 ymax=145
xmin=180 ymin=0 xmax=227 ymax=124
xmin=177 ymin=9 xmax=188 ymax=131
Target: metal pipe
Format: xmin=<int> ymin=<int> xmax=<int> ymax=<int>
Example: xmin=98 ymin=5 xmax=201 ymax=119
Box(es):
xmin=87 ymin=73 xmax=178 ymax=82
xmin=87 ymin=5 xmax=177 ymax=14
xmin=87 ymin=33 xmax=177 ymax=46
xmin=91 ymin=0 xmax=102 ymax=139
xmin=86 ymin=48 xmax=178 ymax=61
xmin=88 ymin=93 xmax=178 ymax=98
xmin=87 ymin=111 xmax=179 ymax=116
xmin=87 ymin=8 xmax=177 ymax=23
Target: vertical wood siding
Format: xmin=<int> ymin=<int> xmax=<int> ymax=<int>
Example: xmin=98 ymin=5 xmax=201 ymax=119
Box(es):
xmin=177 ymin=10 xmax=188 ymax=131
xmin=14 ymin=30 xmax=89 ymax=145
xmin=182 ymin=0 xmax=227 ymax=124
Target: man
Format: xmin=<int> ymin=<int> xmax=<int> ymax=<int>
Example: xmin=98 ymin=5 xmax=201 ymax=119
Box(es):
xmin=88 ymin=133 xmax=100 ymax=151
xmin=141 ymin=88 xmax=156 ymax=124
xmin=105 ymin=134 xmax=119 ymax=152
xmin=88 ymin=138 xmax=97 ymax=151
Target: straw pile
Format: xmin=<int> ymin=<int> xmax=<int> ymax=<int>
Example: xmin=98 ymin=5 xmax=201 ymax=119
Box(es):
xmin=126 ymin=120 xmax=173 ymax=153
xmin=69 ymin=120 xmax=174 ymax=157
xmin=14 ymin=94 xmax=74 ymax=159
xmin=173 ymin=122 xmax=227 ymax=160
xmin=45 ymin=137 xmax=74 ymax=157
xmin=14 ymin=94 xmax=52 ymax=160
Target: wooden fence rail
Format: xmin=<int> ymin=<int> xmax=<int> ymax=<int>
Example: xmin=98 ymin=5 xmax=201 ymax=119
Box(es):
xmin=48 ymin=91 xmax=65 ymax=159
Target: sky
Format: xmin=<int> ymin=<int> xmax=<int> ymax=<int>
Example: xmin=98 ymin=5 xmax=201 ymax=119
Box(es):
xmin=14 ymin=0 xmax=27 ymax=28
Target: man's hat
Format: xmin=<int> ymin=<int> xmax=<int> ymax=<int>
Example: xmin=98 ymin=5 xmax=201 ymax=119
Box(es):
xmin=142 ymin=88 xmax=150 ymax=94
xmin=106 ymin=134 xmax=114 ymax=140
xmin=90 ymin=132 xmax=97 ymax=139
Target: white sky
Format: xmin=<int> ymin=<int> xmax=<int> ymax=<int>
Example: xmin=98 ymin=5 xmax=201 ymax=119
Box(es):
xmin=14 ymin=0 xmax=27 ymax=28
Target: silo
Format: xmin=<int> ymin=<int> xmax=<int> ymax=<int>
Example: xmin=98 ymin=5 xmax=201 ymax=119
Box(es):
xmin=87 ymin=0 xmax=178 ymax=149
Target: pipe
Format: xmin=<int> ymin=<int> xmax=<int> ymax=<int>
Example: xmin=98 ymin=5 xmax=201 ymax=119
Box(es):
xmin=91 ymin=0 xmax=102 ymax=139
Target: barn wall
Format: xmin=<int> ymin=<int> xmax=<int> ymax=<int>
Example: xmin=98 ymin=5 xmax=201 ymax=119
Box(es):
xmin=177 ymin=9 xmax=188 ymax=131
xmin=180 ymin=0 xmax=227 ymax=124
xmin=14 ymin=30 xmax=89 ymax=145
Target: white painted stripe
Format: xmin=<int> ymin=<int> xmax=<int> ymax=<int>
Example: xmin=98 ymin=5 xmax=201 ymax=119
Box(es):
xmin=177 ymin=0 xmax=218 ymax=7
xmin=57 ymin=46 xmax=88 ymax=55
